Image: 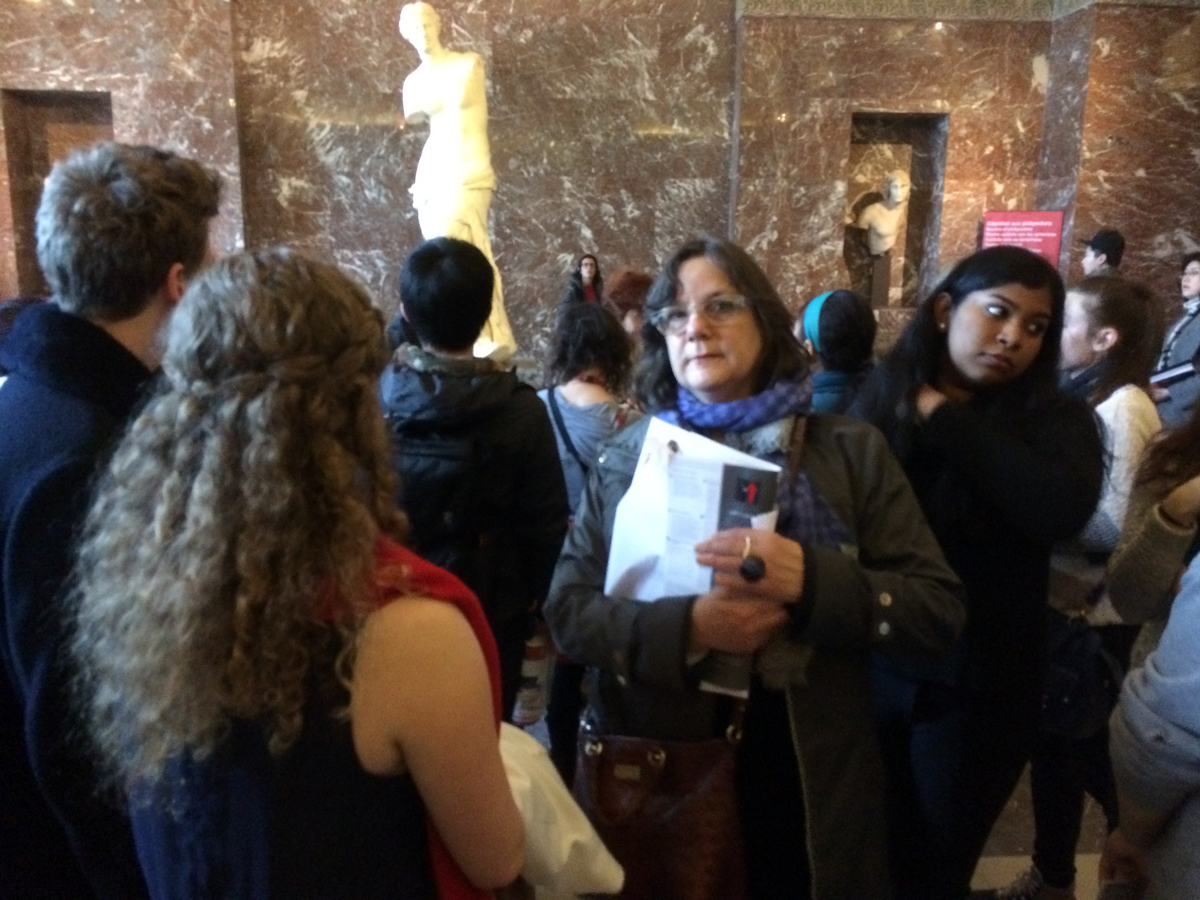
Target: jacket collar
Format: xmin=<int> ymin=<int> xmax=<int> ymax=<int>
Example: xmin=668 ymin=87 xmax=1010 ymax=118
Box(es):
xmin=0 ymin=302 xmax=153 ymax=419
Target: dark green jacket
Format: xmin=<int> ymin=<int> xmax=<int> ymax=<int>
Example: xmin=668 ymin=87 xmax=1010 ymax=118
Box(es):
xmin=544 ymin=412 xmax=964 ymax=900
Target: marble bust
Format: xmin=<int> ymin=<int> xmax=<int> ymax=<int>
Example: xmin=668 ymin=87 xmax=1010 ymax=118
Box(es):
xmin=399 ymin=1 xmax=514 ymax=359
xmin=856 ymin=170 xmax=911 ymax=256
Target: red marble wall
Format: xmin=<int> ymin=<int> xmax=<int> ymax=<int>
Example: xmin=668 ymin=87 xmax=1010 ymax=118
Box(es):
xmin=3 ymin=1 xmax=1198 ymax=363
xmin=1071 ymin=5 xmax=1200 ymax=312
xmin=229 ymin=0 xmax=736 ymax=364
xmin=1036 ymin=5 xmax=1093 ymax=273
xmin=0 ymin=0 xmax=244 ymax=300
xmin=733 ymin=15 xmax=1054 ymax=322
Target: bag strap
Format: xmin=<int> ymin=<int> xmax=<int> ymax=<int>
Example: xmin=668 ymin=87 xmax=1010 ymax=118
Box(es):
xmin=786 ymin=415 xmax=808 ymax=482
xmin=547 ymin=387 xmax=590 ymax=474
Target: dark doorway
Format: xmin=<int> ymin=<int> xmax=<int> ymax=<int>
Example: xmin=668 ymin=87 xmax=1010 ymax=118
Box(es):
xmin=2 ymin=90 xmax=113 ymax=297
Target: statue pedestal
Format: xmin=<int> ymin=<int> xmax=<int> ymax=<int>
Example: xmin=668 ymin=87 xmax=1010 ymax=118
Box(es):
xmin=869 ymin=251 xmax=890 ymax=308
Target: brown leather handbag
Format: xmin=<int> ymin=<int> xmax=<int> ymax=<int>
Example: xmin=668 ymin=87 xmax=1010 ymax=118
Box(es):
xmin=572 ymin=705 xmax=747 ymax=900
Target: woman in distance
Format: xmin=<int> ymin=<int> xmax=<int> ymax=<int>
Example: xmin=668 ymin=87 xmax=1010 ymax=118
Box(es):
xmin=544 ymin=236 xmax=963 ymax=899
xmin=559 ymin=253 xmax=603 ymax=307
xmin=851 ymin=245 xmax=1106 ymax=900
xmin=71 ymin=249 xmax=523 ymax=900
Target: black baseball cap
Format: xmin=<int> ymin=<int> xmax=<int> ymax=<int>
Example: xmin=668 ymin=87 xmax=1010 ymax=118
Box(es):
xmin=1081 ymin=228 xmax=1126 ymax=265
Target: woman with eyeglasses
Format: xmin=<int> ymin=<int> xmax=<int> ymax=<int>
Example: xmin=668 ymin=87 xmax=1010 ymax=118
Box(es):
xmin=851 ymin=246 xmax=1106 ymax=900
xmin=543 ymin=236 xmax=964 ymax=899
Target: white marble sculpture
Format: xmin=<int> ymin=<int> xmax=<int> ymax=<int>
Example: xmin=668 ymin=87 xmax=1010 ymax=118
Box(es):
xmin=399 ymin=1 xmax=515 ymax=360
xmin=856 ymin=170 xmax=911 ymax=256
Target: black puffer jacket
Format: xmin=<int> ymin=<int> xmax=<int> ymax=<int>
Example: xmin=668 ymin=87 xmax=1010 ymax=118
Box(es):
xmin=380 ymin=345 xmax=569 ymax=625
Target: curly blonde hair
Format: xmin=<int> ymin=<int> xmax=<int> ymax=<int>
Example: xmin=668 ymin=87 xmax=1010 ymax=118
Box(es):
xmin=71 ymin=248 xmax=406 ymax=789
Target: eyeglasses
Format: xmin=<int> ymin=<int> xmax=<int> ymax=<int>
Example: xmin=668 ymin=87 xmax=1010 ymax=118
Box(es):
xmin=651 ymin=295 xmax=751 ymax=336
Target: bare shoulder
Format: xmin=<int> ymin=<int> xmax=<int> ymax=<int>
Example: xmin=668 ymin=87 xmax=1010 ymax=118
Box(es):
xmin=361 ymin=595 xmax=478 ymax=662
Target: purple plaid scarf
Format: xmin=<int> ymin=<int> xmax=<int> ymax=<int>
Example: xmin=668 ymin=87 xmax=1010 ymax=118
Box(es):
xmin=656 ymin=376 xmax=850 ymax=548
xmin=658 ymin=376 xmax=812 ymax=433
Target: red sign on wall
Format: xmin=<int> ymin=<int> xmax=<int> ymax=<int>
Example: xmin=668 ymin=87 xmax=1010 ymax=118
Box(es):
xmin=981 ymin=210 xmax=1065 ymax=266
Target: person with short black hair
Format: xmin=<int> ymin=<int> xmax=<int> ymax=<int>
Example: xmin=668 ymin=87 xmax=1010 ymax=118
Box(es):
xmin=381 ymin=237 xmax=568 ymax=720
xmin=795 ymin=289 xmax=877 ymax=414
xmin=399 ymin=234 xmax=496 ymax=351
xmin=1081 ymin=228 xmax=1126 ymax=275
xmin=0 ymin=140 xmax=220 ymax=899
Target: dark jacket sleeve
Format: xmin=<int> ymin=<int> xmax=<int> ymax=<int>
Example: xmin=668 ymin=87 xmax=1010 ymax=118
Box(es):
xmin=4 ymin=461 xmax=149 ymax=900
xmin=796 ymin=419 xmax=965 ymax=659
xmin=545 ymin=418 xmax=964 ymax=695
xmin=544 ymin=424 xmax=698 ymax=695
xmin=919 ymin=396 xmax=1105 ymax=545
xmin=511 ymin=390 xmax=570 ymax=610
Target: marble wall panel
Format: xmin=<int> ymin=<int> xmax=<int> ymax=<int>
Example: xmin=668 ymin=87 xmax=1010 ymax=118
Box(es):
xmin=230 ymin=0 xmax=736 ymax=367
xmin=0 ymin=0 xmax=244 ymax=300
xmin=1036 ymin=4 xmax=1093 ymax=271
xmin=1073 ymin=6 xmax=1200 ymax=306
xmin=734 ymin=15 xmax=1052 ymax=315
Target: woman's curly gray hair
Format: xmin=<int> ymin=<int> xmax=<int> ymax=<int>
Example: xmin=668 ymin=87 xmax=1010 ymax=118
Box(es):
xmin=71 ymin=248 xmax=405 ymax=790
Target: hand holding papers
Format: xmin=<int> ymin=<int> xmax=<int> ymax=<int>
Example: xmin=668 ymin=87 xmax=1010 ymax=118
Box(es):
xmin=603 ymin=419 xmax=784 ymax=697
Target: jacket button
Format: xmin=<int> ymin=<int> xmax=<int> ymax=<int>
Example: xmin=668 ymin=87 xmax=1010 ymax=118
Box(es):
xmin=878 ymin=621 xmax=891 ymax=637
xmin=879 ymin=592 xmax=893 ymax=607
xmin=616 ymin=674 xmax=628 ymax=686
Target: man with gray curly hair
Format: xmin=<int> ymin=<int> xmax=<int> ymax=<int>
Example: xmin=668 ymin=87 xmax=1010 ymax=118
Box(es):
xmin=0 ymin=141 xmax=219 ymax=898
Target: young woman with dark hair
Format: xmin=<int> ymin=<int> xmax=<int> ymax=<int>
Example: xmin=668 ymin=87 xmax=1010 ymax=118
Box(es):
xmin=851 ymin=245 xmax=1106 ymax=900
xmin=540 ymin=303 xmax=640 ymax=512
xmin=1000 ymin=275 xmax=1162 ymax=900
xmin=537 ymin=303 xmax=642 ymax=781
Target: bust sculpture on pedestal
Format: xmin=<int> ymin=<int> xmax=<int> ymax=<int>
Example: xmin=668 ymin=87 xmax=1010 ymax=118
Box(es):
xmin=399 ymin=1 xmax=515 ymax=360
xmin=856 ymin=170 xmax=911 ymax=256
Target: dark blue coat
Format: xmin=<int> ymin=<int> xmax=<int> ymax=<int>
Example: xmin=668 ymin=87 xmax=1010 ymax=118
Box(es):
xmin=0 ymin=303 xmax=151 ymax=899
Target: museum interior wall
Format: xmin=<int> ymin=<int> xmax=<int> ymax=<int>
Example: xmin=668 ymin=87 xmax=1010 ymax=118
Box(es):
xmin=0 ymin=0 xmax=244 ymax=302
xmin=1 ymin=0 xmax=1197 ymax=359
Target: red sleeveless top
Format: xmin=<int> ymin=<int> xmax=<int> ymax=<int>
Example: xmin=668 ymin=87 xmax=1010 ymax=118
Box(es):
xmin=373 ymin=536 xmax=502 ymax=900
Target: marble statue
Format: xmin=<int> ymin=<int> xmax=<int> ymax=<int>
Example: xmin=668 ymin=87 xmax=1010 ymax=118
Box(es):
xmin=399 ymin=1 xmax=515 ymax=360
xmin=856 ymin=170 xmax=911 ymax=256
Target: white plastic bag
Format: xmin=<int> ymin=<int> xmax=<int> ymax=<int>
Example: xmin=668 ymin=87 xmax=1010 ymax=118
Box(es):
xmin=499 ymin=723 xmax=624 ymax=899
